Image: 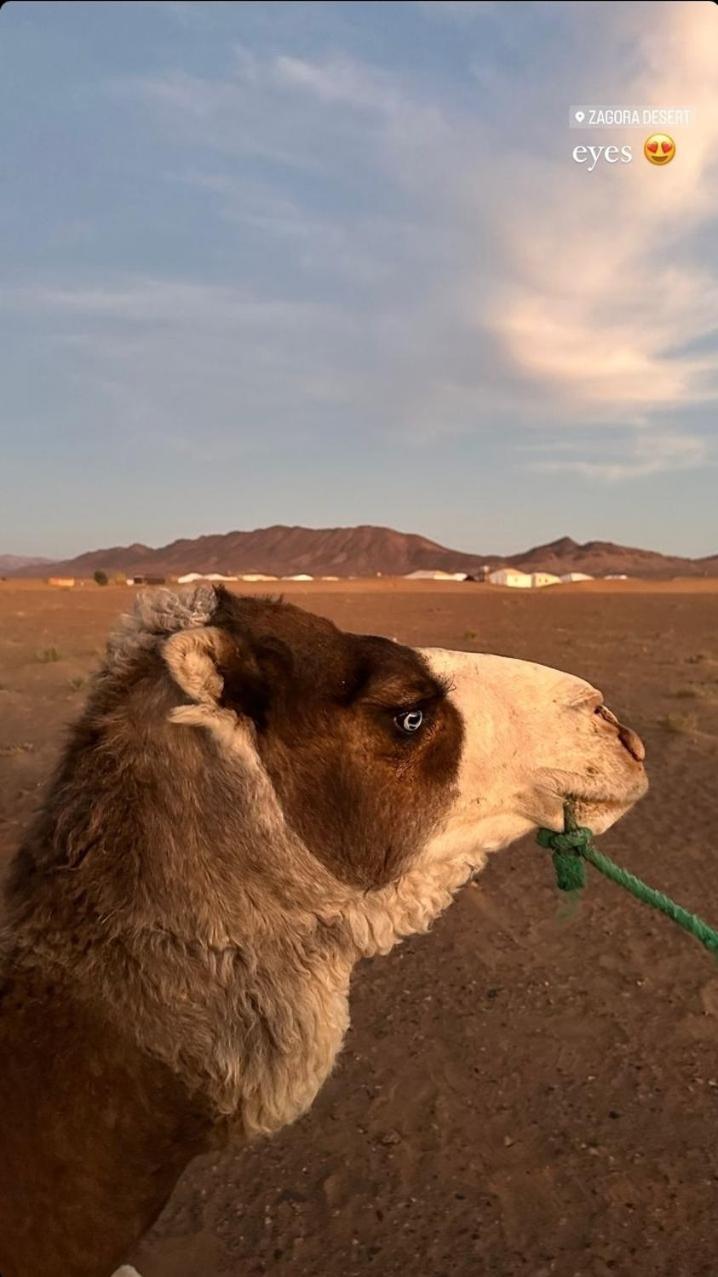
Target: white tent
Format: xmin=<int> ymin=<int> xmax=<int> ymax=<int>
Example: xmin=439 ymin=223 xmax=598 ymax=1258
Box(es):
xmin=530 ymin=572 xmax=561 ymax=588
xmin=404 ymin=569 xmax=470 ymax=581
xmin=559 ymin=572 xmax=593 ymax=583
xmin=284 ymin=573 xmax=314 ymax=581
xmin=177 ymin=572 xmax=237 ymax=584
xmin=487 ymin=568 xmax=532 ymax=588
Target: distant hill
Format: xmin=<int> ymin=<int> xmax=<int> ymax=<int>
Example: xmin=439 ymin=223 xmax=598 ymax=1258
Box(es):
xmin=503 ymin=536 xmax=707 ymax=579
xmin=0 ymin=554 xmax=55 ymax=573
xmin=5 ymin=526 xmax=716 ymax=580
xmin=11 ymin=526 xmax=501 ymax=580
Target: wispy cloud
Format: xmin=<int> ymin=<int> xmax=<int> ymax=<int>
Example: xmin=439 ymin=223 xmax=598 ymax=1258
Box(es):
xmin=273 ymin=55 xmax=401 ymax=114
xmin=418 ymin=2 xmax=496 ymax=15
xmin=106 ymin=2 xmax=718 ymax=482
xmin=146 ymin=1 xmax=210 ymax=28
xmin=5 ymin=278 xmax=341 ymax=330
xmin=532 ymin=430 xmax=711 ymax=482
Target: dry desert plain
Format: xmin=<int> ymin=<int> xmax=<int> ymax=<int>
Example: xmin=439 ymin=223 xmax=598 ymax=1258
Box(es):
xmin=2 ymin=577 xmax=718 ymax=1277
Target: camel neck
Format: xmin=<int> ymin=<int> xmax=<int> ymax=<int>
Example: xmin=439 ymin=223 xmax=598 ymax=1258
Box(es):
xmin=0 ymin=962 xmax=215 ymax=1277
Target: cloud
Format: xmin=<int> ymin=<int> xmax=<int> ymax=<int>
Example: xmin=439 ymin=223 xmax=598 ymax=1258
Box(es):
xmin=5 ymin=279 xmax=340 ymax=331
xmin=532 ymin=430 xmax=711 ymax=482
xmin=123 ymin=43 xmax=451 ymax=182
xmin=17 ymin=2 xmax=718 ymax=485
xmin=273 ymin=55 xmax=400 ymax=114
xmin=418 ymin=2 xmax=495 ymax=14
xmin=480 ymin=1 xmax=718 ymax=442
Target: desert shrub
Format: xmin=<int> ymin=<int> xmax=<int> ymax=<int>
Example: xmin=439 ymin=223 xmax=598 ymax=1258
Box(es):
xmin=93 ymin=569 xmax=109 ymax=587
xmin=672 ymin=686 xmax=715 ymax=701
xmin=463 ymin=629 xmax=479 ymax=641
xmin=35 ymin=646 xmax=61 ymax=663
xmin=659 ymin=712 xmax=698 ymax=735
xmin=68 ymin=676 xmax=86 ymax=691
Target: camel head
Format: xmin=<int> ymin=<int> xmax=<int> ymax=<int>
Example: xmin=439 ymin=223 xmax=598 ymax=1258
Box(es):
xmin=9 ymin=585 xmax=645 ymax=953
xmin=133 ymin=585 xmax=646 ymax=905
xmin=417 ymin=645 xmax=647 ymax=868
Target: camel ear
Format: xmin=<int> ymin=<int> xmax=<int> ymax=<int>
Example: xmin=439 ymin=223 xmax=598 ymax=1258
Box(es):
xmin=162 ymin=626 xmax=235 ymax=705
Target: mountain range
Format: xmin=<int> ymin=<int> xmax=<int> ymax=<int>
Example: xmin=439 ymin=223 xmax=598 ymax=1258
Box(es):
xmin=4 ymin=526 xmax=717 ymax=580
xmin=0 ymin=555 xmax=55 ymax=573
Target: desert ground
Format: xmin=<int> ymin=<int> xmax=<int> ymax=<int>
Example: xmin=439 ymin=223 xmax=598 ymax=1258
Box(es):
xmin=2 ymin=577 xmax=718 ymax=1277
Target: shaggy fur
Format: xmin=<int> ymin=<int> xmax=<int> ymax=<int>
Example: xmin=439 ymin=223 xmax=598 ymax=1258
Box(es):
xmin=0 ymin=586 xmax=647 ymax=1277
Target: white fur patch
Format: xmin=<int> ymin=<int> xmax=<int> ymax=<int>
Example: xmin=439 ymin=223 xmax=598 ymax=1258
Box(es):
xmin=107 ymin=585 xmax=217 ymax=664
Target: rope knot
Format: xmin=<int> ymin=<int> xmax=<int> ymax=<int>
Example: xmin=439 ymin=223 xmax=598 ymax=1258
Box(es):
xmin=536 ymin=828 xmax=592 ymax=855
xmin=537 ymin=823 xmax=591 ymax=893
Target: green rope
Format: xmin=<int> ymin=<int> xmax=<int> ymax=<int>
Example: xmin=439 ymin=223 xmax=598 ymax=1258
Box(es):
xmin=537 ymin=806 xmax=718 ymax=958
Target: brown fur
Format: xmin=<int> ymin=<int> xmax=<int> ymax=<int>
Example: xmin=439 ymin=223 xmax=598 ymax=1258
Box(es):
xmin=0 ymin=967 xmax=214 ymax=1277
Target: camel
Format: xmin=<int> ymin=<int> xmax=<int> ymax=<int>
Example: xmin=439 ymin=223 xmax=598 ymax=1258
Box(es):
xmin=0 ymin=586 xmax=647 ymax=1277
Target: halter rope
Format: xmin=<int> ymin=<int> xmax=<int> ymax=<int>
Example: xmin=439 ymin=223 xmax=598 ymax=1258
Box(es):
xmin=537 ymin=806 xmax=718 ymax=958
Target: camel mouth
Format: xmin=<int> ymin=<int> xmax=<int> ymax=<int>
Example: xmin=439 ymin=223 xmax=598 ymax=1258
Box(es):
xmin=564 ymin=773 xmax=649 ymax=834
xmin=579 ymin=758 xmax=649 ymax=801
xmin=541 ymin=755 xmax=648 ymax=808
xmin=536 ymin=764 xmax=649 ymax=835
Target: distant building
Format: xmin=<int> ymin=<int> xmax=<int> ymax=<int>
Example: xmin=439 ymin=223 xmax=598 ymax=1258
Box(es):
xmin=177 ymin=572 xmax=238 ymax=584
xmin=130 ymin=575 xmax=166 ymax=586
xmin=404 ymin=570 xmax=470 ymax=581
xmin=239 ymin=573 xmax=277 ymax=582
xmin=605 ymin=573 xmax=629 ymax=580
xmin=283 ymin=573 xmax=314 ymax=581
xmin=47 ymin=577 xmax=75 ymax=588
xmin=529 ymin=572 xmax=561 ymax=588
xmin=487 ymin=568 xmax=533 ymax=588
xmin=559 ymin=572 xmax=594 ymax=583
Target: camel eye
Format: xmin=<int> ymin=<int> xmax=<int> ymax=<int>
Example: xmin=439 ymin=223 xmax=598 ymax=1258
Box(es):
xmin=394 ymin=708 xmax=424 ymax=735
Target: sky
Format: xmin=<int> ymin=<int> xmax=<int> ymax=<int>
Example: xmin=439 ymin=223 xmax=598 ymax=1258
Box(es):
xmin=1 ymin=0 xmax=717 ymax=559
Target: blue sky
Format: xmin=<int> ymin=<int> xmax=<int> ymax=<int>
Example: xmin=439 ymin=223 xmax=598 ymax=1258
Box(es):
xmin=1 ymin=0 xmax=717 ymax=559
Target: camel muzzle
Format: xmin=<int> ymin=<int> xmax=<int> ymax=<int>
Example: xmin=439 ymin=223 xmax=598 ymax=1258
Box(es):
xmin=596 ymin=704 xmax=646 ymax=764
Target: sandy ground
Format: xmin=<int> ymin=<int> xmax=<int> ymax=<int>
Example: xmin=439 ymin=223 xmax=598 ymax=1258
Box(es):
xmin=2 ymin=579 xmax=718 ymax=1277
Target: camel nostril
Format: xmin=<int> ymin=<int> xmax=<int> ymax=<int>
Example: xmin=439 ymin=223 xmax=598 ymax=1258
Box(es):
xmin=618 ymin=724 xmax=646 ymax=763
xmin=595 ymin=704 xmax=646 ymax=763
